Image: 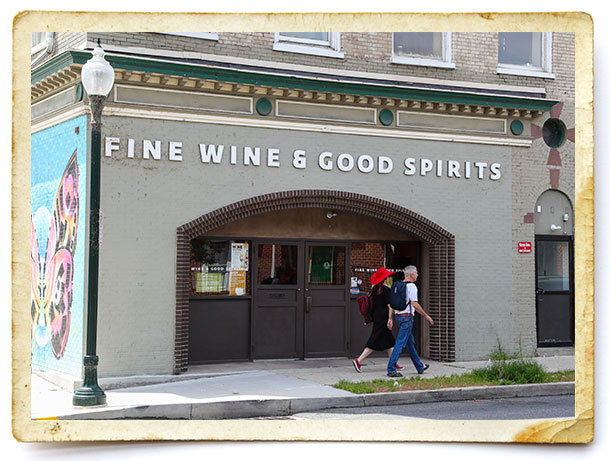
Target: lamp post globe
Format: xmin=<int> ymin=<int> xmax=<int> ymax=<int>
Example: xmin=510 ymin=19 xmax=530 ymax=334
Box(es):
xmin=81 ymin=45 xmax=115 ymax=97
xmin=72 ymin=42 xmax=114 ymax=407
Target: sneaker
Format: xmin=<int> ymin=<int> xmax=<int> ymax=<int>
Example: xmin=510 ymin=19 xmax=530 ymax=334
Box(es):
xmin=387 ymin=371 xmax=403 ymax=378
xmin=352 ymin=359 xmax=361 ymax=373
xmin=396 ymin=364 xmax=405 ymax=371
xmin=418 ymin=364 xmax=430 ymax=374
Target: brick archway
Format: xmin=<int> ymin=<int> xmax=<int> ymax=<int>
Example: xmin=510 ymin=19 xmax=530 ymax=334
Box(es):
xmin=174 ymin=190 xmax=455 ymax=373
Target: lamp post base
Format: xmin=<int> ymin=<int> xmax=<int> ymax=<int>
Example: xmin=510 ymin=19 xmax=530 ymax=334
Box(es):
xmin=73 ymin=355 xmax=107 ymax=407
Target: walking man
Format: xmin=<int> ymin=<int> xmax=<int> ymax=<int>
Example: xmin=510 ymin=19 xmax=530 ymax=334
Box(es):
xmin=387 ymin=265 xmax=434 ymax=377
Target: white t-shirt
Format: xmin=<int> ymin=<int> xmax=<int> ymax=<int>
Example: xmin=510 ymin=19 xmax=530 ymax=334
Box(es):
xmin=395 ymin=282 xmax=418 ymax=315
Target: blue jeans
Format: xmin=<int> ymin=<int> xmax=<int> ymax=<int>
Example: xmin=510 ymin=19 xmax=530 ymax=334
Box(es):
xmin=387 ymin=315 xmax=424 ymax=373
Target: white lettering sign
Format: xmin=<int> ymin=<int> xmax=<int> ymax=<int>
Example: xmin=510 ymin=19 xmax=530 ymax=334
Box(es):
xmin=293 ymin=150 xmax=307 ymax=169
xmin=143 ymin=140 xmax=161 ymax=160
xmin=378 ymin=156 xmax=393 ymax=174
xmin=104 ymin=137 xmax=120 ymax=157
xmin=104 ymin=137 xmax=503 ymax=181
xmin=169 ymin=141 xmax=182 ymax=161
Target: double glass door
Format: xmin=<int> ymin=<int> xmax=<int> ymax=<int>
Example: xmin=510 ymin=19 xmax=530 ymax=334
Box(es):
xmin=252 ymin=241 xmax=348 ymax=359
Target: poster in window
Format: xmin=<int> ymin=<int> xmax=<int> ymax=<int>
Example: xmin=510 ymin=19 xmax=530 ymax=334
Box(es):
xmin=229 ymin=271 xmax=246 ymax=296
xmin=231 ymin=243 xmax=249 ymax=271
xmin=196 ymin=272 xmax=223 ymax=293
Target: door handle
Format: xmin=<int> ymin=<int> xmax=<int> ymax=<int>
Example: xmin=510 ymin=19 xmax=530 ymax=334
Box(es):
xmin=306 ymin=296 xmax=312 ymax=313
xmin=536 ymin=288 xmax=545 ymax=295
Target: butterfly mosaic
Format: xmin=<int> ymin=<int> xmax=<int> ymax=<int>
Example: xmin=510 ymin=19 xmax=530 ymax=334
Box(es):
xmin=31 ymin=151 xmax=79 ymax=359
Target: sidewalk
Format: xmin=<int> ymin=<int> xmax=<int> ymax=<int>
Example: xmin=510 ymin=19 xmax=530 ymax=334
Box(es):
xmin=31 ymin=354 xmax=575 ymax=420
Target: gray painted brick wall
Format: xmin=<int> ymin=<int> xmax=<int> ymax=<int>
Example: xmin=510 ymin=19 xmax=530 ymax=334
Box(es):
xmin=97 ymin=116 xmax=514 ymax=375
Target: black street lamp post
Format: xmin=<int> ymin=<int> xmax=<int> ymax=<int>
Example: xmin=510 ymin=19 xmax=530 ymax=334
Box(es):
xmin=73 ymin=43 xmax=115 ymax=407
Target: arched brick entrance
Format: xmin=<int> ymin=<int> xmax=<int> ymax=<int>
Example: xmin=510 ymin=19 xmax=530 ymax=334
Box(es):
xmin=174 ymin=190 xmax=455 ymax=373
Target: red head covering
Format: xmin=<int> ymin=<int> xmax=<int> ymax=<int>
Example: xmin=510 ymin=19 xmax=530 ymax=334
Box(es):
xmin=370 ymin=268 xmax=394 ymax=286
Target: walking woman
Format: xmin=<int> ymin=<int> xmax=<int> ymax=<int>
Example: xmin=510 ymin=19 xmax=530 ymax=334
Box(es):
xmin=352 ymin=268 xmax=404 ymax=373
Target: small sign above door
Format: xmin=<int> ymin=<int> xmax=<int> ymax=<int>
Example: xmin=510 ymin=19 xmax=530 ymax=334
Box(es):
xmin=518 ymin=242 xmax=532 ymax=253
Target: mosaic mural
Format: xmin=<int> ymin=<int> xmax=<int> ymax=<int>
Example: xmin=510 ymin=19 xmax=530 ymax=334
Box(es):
xmin=31 ymin=116 xmax=87 ymax=377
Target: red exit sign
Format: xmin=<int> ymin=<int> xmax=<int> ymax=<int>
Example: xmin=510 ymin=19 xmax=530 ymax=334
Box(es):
xmin=518 ymin=242 xmax=532 ymax=253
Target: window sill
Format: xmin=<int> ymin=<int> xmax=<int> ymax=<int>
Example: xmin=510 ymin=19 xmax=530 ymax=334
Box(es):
xmin=391 ymin=56 xmax=456 ymax=69
xmin=31 ymin=42 xmax=47 ymax=56
xmin=166 ymin=33 xmax=219 ymax=41
xmin=497 ymin=66 xmax=555 ymax=79
xmin=273 ymin=42 xmax=345 ymax=59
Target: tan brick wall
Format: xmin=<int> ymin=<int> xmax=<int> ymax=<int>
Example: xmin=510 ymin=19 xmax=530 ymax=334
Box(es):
xmin=37 ymin=32 xmax=574 ymax=106
xmin=42 ymin=32 xmax=572 ymax=99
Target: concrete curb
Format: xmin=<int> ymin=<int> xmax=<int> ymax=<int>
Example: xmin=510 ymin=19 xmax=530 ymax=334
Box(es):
xmin=59 ymin=382 xmax=574 ymax=420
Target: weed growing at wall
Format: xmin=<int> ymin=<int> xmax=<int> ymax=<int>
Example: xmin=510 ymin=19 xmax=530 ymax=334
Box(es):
xmin=471 ymin=342 xmax=547 ymax=384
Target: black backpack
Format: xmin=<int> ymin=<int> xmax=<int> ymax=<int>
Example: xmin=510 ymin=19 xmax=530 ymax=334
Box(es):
xmin=390 ymin=281 xmax=412 ymax=310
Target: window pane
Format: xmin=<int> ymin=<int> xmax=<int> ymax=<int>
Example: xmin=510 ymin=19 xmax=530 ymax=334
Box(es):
xmin=308 ymin=246 xmax=345 ymax=285
xmin=31 ymin=32 xmax=46 ymax=48
xmin=537 ymin=241 xmax=570 ymax=291
xmin=498 ymin=32 xmax=543 ymax=67
xmin=257 ymin=244 xmax=298 ymax=285
xmin=280 ymin=32 xmax=330 ymax=42
xmin=190 ymin=239 xmax=250 ymax=296
xmin=394 ymin=32 xmax=443 ymax=59
xmin=350 ymin=242 xmax=418 ymax=295
xmin=350 ymin=242 xmax=384 ymax=294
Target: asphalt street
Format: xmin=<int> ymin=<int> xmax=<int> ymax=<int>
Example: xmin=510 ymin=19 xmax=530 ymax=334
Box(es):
xmin=290 ymin=395 xmax=576 ymax=420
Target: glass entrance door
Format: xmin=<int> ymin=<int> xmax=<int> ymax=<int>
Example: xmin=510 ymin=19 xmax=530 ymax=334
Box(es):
xmin=535 ymin=237 xmax=574 ymax=346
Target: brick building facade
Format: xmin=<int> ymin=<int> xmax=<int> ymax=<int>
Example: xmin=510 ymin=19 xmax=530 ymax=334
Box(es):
xmin=30 ymin=29 xmax=576 ymax=380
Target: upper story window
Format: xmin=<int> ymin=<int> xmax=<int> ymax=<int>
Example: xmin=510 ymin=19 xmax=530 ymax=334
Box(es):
xmin=31 ymin=32 xmax=48 ymax=54
xmin=391 ymin=32 xmax=455 ymax=69
xmin=273 ymin=32 xmax=344 ymax=59
xmin=497 ymin=32 xmax=554 ymax=78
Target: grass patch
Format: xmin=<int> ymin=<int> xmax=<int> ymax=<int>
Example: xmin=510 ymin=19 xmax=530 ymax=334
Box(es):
xmin=336 ymin=344 xmax=574 ymax=394
xmin=334 ymin=369 xmax=574 ymax=394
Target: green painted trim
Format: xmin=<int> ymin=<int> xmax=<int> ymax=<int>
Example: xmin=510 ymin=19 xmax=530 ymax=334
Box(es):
xmin=31 ymin=50 xmax=90 ymax=83
xmin=33 ymin=51 xmax=559 ymax=112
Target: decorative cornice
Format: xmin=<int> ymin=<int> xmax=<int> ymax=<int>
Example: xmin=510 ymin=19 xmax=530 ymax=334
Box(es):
xmin=31 ymin=50 xmax=559 ymax=119
xmin=30 ymin=64 xmax=80 ymax=99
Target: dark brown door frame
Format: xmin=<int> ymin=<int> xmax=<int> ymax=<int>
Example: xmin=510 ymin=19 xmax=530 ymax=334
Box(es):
xmin=252 ymin=239 xmax=351 ymax=360
xmin=251 ymin=239 xmax=305 ymax=359
xmin=534 ymin=234 xmax=575 ymax=347
xmin=303 ymin=241 xmax=350 ymax=358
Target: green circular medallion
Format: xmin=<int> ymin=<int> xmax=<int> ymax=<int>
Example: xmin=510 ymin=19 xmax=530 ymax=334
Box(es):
xmin=76 ymin=83 xmax=84 ymax=102
xmin=379 ymin=109 xmax=394 ymax=126
xmin=256 ymin=98 xmax=273 ymax=116
xmin=510 ymin=120 xmax=524 ymax=136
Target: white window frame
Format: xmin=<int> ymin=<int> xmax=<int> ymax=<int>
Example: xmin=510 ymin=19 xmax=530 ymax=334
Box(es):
xmin=31 ymin=32 xmax=49 ymax=55
xmin=273 ymin=32 xmax=344 ymax=59
xmin=497 ymin=32 xmax=554 ymax=79
xmin=391 ymin=32 xmax=455 ymax=69
xmin=166 ymin=33 xmax=219 ymax=41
